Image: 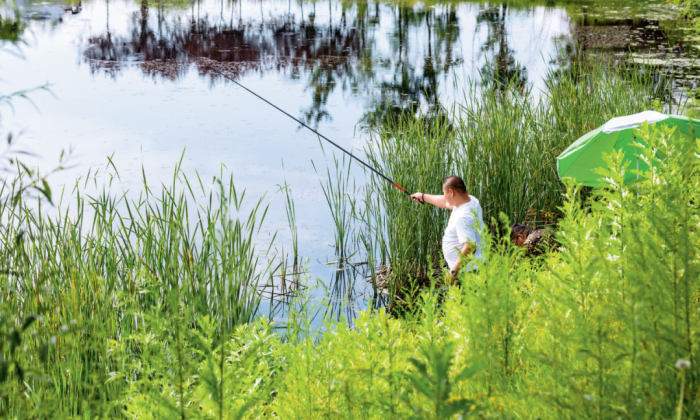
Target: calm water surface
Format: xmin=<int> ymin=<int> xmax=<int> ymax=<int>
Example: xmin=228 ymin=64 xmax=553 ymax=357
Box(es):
xmin=1 ymin=0 xmax=696 ymax=320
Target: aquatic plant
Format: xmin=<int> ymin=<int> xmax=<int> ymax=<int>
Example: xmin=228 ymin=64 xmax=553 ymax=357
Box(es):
xmin=0 ymin=162 xmax=275 ymax=416
xmin=0 ymin=17 xmax=696 ymax=415
xmin=314 ymin=154 xmax=357 ymax=258
xmin=0 ymin=108 xmax=697 ymax=419
xmin=271 ymin=117 xmax=700 ymax=419
xmin=359 ymin=57 xmax=657 ymax=302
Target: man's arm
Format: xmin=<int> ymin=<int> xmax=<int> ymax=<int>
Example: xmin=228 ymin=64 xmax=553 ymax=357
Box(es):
xmin=410 ymin=192 xmax=451 ymax=209
xmin=450 ymin=241 xmax=475 ymax=285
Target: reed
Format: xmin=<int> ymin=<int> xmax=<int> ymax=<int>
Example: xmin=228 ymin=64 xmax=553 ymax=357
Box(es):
xmin=363 ymin=106 xmax=456 ymax=297
xmin=1 ymin=17 xmax=694 ymax=416
xmin=276 ymin=176 xmax=299 ymax=294
xmin=314 ymin=154 xmax=358 ymax=259
xmin=0 ymin=163 xmax=275 ymax=417
xmin=270 ymin=115 xmax=700 ymax=419
xmin=360 ymin=57 xmax=658 ymax=301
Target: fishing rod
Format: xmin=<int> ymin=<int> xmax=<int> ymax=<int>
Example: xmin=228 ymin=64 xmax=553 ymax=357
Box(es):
xmin=116 ymin=5 xmax=419 ymax=202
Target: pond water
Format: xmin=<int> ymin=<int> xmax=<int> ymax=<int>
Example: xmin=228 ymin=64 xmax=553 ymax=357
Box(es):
xmin=1 ymin=0 xmax=698 ymax=322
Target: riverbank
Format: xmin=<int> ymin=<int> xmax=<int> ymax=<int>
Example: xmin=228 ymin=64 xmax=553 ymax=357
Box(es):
xmin=1 ymin=55 xmax=698 ymax=417
xmin=2 ymin=117 xmax=697 ymax=418
xmin=2 ymin=0 xmax=700 ymax=417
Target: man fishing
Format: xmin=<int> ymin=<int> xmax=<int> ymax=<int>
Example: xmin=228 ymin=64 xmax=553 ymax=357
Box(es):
xmin=411 ymin=176 xmax=485 ymax=285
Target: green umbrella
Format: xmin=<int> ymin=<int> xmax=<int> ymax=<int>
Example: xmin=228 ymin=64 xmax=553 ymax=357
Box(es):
xmin=557 ymin=111 xmax=697 ymax=188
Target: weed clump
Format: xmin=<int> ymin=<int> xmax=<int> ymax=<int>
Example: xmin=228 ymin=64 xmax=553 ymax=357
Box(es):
xmin=271 ymin=118 xmax=700 ymax=419
xmin=0 ymin=118 xmax=697 ymax=419
xmin=361 ymin=58 xmax=657 ymax=299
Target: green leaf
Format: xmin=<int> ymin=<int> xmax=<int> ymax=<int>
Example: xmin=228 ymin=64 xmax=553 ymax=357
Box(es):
xmin=14 ymin=363 xmax=23 ymax=382
xmin=14 ymin=229 xmax=25 ymax=245
xmin=39 ymin=344 xmax=48 ymax=363
xmin=40 ymin=179 xmax=52 ymax=204
xmin=9 ymin=329 xmax=20 ymax=352
xmin=200 ymin=356 xmax=220 ymax=405
xmin=0 ymin=362 xmax=7 ymax=383
xmin=22 ymin=314 xmax=40 ymax=332
xmin=454 ymin=363 xmax=486 ymax=383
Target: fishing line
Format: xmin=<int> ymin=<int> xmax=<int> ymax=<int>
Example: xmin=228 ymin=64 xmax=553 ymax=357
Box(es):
xmin=114 ymin=4 xmax=418 ymax=201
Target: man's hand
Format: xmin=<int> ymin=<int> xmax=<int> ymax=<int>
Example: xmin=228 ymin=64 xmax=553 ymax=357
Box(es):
xmin=410 ymin=193 xmax=450 ymax=209
xmin=449 ymin=242 xmax=474 ymax=286
xmin=449 ymin=270 xmax=457 ymax=285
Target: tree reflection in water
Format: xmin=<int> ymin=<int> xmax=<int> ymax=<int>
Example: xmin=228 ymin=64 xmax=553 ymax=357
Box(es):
xmin=82 ymin=0 xmax=536 ymax=127
xmin=476 ymin=4 xmax=527 ymax=89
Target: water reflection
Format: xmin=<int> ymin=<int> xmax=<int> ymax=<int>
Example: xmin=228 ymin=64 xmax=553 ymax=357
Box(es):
xmin=6 ymin=0 xmax=700 ymax=122
xmin=476 ymin=4 xmax=527 ymax=88
xmin=566 ymin=2 xmax=700 ymax=110
xmin=82 ymin=0 xmax=479 ymax=126
xmin=0 ymin=11 xmax=25 ymax=43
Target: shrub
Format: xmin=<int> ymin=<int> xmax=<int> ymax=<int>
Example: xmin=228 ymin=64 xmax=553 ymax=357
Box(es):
xmin=269 ymin=119 xmax=700 ymax=418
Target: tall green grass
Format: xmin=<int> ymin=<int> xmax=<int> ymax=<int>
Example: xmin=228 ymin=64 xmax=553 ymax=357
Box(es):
xmin=0 ymin=53 xmax=694 ymax=419
xmin=314 ymin=154 xmax=358 ymax=258
xmin=362 ymin=110 xmax=455 ymax=295
xmin=0 ymin=163 xmax=276 ymax=417
xmin=272 ymin=116 xmax=700 ymax=419
xmin=360 ymin=58 xmax=659 ymax=300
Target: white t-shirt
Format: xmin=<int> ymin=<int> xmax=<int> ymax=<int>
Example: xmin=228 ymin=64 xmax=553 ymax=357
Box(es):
xmin=442 ymin=196 xmax=485 ymax=272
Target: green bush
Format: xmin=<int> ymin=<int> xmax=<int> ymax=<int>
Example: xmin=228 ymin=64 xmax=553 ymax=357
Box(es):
xmin=360 ymin=58 xmax=656 ymax=296
xmin=0 ymin=118 xmax=696 ymax=418
xmin=269 ymin=119 xmax=700 ymax=419
xmin=673 ymin=0 xmax=700 ymax=19
xmin=0 ymin=167 xmax=276 ymax=417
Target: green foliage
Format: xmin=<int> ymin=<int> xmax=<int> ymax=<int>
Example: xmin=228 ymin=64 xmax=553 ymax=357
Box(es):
xmin=673 ymin=0 xmax=700 ymax=19
xmin=270 ymin=119 xmax=700 ymax=419
xmin=0 ymin=116 xmax=697 ymax=417
xmin=671 ymin=0 xmax=700 ymax=32
xmin=361 ymin=57 xmax=656 ymax=297
xmin=0 ymin=163 xmax=276 ymax=417
xmin=0 ymin=20 xmax=696 ymax=416
xmin=121 ymin=316 xmax=278 ymax=419
xmin=401 ymin=341 xmax=484 ymax=419
xmin=0 ymin=5 xmax=26 ymax=44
